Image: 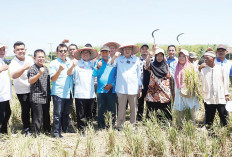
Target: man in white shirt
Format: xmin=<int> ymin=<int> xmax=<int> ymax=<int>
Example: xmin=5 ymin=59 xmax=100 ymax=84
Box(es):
xmin=111 ymin=43 xmax=142 ymax=130
xmin=0 ymin=43 xmax=12 ymax=134
xmin=200 ymin=51 xmax=229 ymax=128
xmin=9 ymin=41 xmax=34 ymax=135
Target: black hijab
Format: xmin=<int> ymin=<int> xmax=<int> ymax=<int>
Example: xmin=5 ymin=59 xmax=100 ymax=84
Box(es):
xmin=150 ymin=53 xmax=168 ymax=79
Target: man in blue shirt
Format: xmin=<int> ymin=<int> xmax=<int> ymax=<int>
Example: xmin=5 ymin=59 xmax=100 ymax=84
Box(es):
xmin=67 ymin=47 xmax=98 ymax=132
xmin=166 ymin=45 xmax=178 ymax=76
xmin=111 ymin=43 xmax=142 ymax=130
xmin=50 ymin=44 xmax=73 ymax=138
xmin=166 ymin=45 xmax=178 ymax=99
xmin=93 ymin=46 xmax=117 ymax=129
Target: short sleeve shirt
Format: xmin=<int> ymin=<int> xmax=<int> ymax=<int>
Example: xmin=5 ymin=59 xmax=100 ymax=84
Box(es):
xmin=9 ymin=56 xmax=34 ymax=94
xmin=27 ymin=64 xmax=50 ymax=104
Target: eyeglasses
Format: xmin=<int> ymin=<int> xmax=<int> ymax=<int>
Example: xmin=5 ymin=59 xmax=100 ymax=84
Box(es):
xmin=59 ymin=50 xmax=67 ymax=53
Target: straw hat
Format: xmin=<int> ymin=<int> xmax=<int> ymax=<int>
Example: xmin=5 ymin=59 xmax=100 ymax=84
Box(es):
xmin=117 ymin=43 xmax=140 ymax=55
xmin=73 ymin=47 xmax=98 ymax=60
xmin=103 ymin=42 xmax=120 ymax=50
xmin=0 ymin=43 xmax=7 ymax=49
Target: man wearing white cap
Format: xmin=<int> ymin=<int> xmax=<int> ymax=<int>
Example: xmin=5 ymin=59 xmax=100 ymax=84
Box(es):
xmin=111 ymin=43 xmax=142 ymax=130
xmin=199 ymin=51 xmax=229 ymax=128
xmin=0 ymin=43 xmax=12 ymax=133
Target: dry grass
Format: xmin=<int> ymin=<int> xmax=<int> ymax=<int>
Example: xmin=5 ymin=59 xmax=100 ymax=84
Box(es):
xmin=1 ymin=87 xmax=232 ymax=157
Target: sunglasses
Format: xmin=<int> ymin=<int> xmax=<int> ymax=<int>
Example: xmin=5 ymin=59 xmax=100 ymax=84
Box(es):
xmin=59 ymin=50 xmax=67 ymax=53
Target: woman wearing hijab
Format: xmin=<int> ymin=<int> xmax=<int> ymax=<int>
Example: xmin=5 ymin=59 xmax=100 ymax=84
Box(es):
xmin=173 ymin=49 xmax=199 ymax=124
xmin=145 ymin=48 xmax=172 ymax=122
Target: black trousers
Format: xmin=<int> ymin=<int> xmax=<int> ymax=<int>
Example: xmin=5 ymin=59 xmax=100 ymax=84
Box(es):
xmin=137 ymin=89 xmax=147 ymax=121
xmin=17 ymin=93 xmax=32 ymax=130
xmin=75 ymin=98 xmax=94 ymax=131
xmin=0 ymin=101 xmax=11 ymax=133
xmin=204 ymin=103 xmax=228 ymax=127
xmin=146 ymin=101 xmax=172 ymax=122
xmin=31 ymin=102 xmax=51 ymax=133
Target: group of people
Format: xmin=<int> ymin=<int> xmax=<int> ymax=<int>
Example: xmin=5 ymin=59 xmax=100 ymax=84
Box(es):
xmin=0 ymin=40 xmax=231 ymax=138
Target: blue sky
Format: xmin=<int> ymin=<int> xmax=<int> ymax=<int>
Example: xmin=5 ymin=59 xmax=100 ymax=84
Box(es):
xmin=1 ymin=0 xmax=232 ymax=56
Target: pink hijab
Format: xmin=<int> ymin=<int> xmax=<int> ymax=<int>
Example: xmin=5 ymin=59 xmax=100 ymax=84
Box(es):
xmin=174 ymin=53 xmax=191 ymax=89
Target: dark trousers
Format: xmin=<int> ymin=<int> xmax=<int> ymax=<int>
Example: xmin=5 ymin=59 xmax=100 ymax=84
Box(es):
xmin=75 ymin=98 xmax=94 ymax=131
xmin=97 ymin=93 xmax=117 ymax=128
xmin=52 ymin=95 xmax=72 ymax=136
xmin=137 ymin=89 xmax=147 ymax=121
xmin=17 ymin=93 xmax=32 ymax=130
xmin=204 ymin=103 xmax=228 ymax=127
xmin=0 ymin=101 xmax=11 ymax=133
xmin=146 ymin=101 xmax=172 ymax=122
xmin=31 ymin=102 xmax=51 ymax=133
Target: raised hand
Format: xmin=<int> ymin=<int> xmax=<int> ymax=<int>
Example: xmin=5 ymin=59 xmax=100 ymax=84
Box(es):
xmin=59 ymin=64 xmax=65 ymax=71
xmin=62 ymin=39 xmax=69 ymax=44
xmin=72 ymin=59 xmax=78 ymax=67
xmin=0 ymin=64 xmax=9 ymax=72
xmin=39 ymin=67 xmax=45 ymax=75
xmin=97 ymin=60 xmax=102 ymax=69
xmin=115 ymin=51 xmax=121 ymax=57
xmin=23 ymin=62 xmax=31 ymax=70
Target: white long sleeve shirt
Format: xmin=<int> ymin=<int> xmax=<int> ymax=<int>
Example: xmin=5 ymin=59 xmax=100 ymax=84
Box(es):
xmin=112 ymin=55 xmax=142 ymax=95
xmin=200 ymin=64 xmax=228 ymax=104
xmin=0 ymin=58 xmax=12 ymax=102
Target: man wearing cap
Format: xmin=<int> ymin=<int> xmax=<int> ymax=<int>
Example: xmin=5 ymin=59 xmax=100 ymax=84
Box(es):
xmin=104 ymin=42 xmax=121 ymax=58
xmin=9 ymin=41 xmax=34 ymax=135
xmin=50 ymin=43 xmax=73 ymax=138
xmin=215 ymin=45 xmax=232 ymax=91
xmin=111 ymin=43 xmax=142 ymax=130
xmin=189 ymin=52 xmax=198 ymax=71
xmin=137 ymin=44 xmax=153 ymax=121
xmin=0 ymin=43 xmax=12 ymax=134
xmin=93 ymin=46 xmax=117 ymax=128
xmin=199 ymin=50 xmax=229 ymax=128
xmin=67 ymin=47 xmax=98 ymax=131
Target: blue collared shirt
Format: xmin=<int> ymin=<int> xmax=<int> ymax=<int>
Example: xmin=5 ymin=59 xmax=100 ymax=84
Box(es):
xmin=50 ymin=58 xmax=73 ymax=99
xmin=215 ymin=57 xmax=232 ymax=76
xmin=93 ymin=58 xmax=117 ymax=93
xmin=214 ymin=57 xmax=232 ymax=95
xmin=112 ymin=55 xmax=142 ymax=95
xmin=166 ymin=57 xmax=178 ymax=76
xmin=72 ymin=59 xmax=96 ymax=99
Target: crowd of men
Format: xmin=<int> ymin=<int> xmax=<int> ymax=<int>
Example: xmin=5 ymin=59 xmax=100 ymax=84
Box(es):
xmin=0 ymin=40 xmax=231 ymax=138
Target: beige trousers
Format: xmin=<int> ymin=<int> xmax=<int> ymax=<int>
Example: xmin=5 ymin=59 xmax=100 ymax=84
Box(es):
xmin=116 ymin=93 xmax=138 ymax=128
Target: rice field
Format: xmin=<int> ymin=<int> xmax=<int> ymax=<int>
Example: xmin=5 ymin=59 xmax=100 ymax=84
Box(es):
xmin=1 ymin=86 xmax=232 ymax=157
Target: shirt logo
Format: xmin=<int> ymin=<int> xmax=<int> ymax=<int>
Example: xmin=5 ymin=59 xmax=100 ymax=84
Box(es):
xmin=120 ymin=61 xmax=124 ymax=63
xmin=132 ymin=62 xmax=135 ymax=64
xmin=79 ymin=66 xmax=84 ymax=68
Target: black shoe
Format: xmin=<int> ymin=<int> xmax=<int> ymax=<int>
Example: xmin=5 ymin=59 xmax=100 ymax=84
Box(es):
xmin=24 ymin=128 xmax=32 ymax=137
